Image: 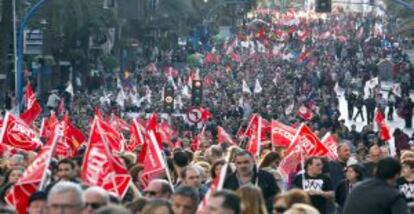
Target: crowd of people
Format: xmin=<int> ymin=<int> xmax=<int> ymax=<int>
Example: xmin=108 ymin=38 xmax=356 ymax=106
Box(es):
xmin=1 ymin=6 xmax=414 ymax=214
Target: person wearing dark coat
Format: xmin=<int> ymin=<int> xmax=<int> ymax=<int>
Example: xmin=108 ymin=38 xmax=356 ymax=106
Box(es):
xmin=365 ymin=95 xmax=376 ymax=124
xmin=353 ymin=94 xmax=364 ymax=122
xmin=345 ymin=89 xmax=356 ymax=120
xmin=223 ymin=150 xmax=279 ymax=213
xmin=335 ymin=164 xmax=364 ymax=210
xmin=402 ymin=97 xmax=413 ymax=129
xmin=343 ymin=158 xmax=409 ymax=214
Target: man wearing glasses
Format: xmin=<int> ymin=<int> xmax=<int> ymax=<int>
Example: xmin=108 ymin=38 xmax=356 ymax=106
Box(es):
xmin=83 ymin=186 xmax=110 ymax=214
xmin=144 ymin=179 xmax=173 ymax=200
xmin=46 ymin=181 xmax=85 ymax=214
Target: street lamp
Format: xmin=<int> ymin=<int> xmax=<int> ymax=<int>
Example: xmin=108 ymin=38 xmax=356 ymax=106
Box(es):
xmin=37 ymin=18 xmax=48 ymax=106
xmin=14 ymin=0 xmax=48 ymax=115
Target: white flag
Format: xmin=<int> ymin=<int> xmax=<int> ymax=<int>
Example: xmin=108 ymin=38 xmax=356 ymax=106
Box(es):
xmin=366 ymin=77 xmax=379 ymax=89
xmin=392 ymin=84 xmax=402 ymax=97
xmin=116 ymin=88 xmax=126 ymax=107
xmin=334 ymin=82 xmax=341 ymax=96
xmin=168 ymin=76 xmax=177 ymax=90
xmin=65 ymin=82 xmax=74 ymax=97
xmin=242 ymin=80 xmax=252 ymax=94
xmin=182 ymin=85 xmax=191 ymax=98
xmin=254 ymin=79 xmax=262 ymax=94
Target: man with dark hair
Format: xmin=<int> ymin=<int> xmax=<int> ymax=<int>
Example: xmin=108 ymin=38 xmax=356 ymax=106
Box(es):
xmin=144 ymin=179 xmax=173 ymax=200
xmin=27 ymin=191 xmax=47 ymax=214
xmin=179 ymin=166 xmax=207 ymax=200
xmin=171 ymin=186 xmax=199 ymax=214
xmin=293 ymin=157 xmax=334 ymax=214
xmin=208 ymin=190 xmax=241 ymax=214
xmin=56 ymin=159 xmax=76 ymax=182
xmin=173 ymin=150 xmax=190 ymax=184
xmin=223 ymin=150 xmax=279 ymax=212
xmin=328 ymin=143 xmax=351 ymax=188
xmin=343 ymin=157 xmax=409 ymax=214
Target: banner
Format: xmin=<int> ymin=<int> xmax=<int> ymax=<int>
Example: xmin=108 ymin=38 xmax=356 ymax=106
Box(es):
xmin=271 ymin=120 xmax=296 ymax=148
xmin=0 ymin=112 xmax=42 ymax=151
xmin=81 ymin=118 xmax=131 ymax=198
xmin=6 ymin=125 xmax=61 ymax=214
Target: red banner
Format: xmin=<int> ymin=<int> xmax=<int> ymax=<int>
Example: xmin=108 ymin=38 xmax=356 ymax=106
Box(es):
xmin=81 ymin=118 xmax=131 ymax=198
xmin=20 ymin=83 xmax=42 ymax=125
xmin=217 ymin=126 xmax=236 ymax=145
xmin=140 ymin=131 xmax=167 ymax=187
xmin=271 ymin=120 xmax=296 ymax=148
xmin=6 ymin=126 xmax=61 ymax=214
xmin=375 ymin=111 xmax=391 ymax=141
xmin=0 ymin=112 xmax=42 ymax=151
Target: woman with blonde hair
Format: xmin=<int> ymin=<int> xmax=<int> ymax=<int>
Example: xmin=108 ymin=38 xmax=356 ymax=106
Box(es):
xmin=236 ymin=185 xmax=268 ymax=214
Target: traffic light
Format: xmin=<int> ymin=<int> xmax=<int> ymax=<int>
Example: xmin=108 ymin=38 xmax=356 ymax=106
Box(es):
xmin=192 ymin=80 xmax=203 ymax=106
xmin=164 ymin=85 xmax=174 ymax=113
xmin=315 ymin=0 xmax=331 ymax=13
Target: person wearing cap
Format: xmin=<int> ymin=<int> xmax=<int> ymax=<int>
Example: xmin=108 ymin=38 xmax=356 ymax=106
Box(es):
xmin=27 ymin=191 xmax=47 ymax=214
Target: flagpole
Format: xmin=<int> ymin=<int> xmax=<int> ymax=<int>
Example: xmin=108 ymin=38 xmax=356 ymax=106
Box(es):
xmin=300 ymin=144 xmax=306 ymax=191
xmin=255 ymin=115 xmax=262 ymax=187
xmin=0 ymin=112 xmax=11 ymax=144
xmin=39 ymin=124 xmax=62 ymax=190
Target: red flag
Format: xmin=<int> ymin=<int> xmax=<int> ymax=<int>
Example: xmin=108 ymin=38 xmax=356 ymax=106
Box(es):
xmin=191 ymin=133 xmax=201 ymax=152
xmin=297 ymin=105 xmax=314 ymax=121
xmin=110 ymin=114 xmax=130 ymax=132
xmin=146 ymin=114 xmax=163 ymax=150
xmin=0 ymin=112 xmax=42 ymax=151
xmin=40 ymin=112 xmax=59 ymax=139
xmin=81 ymin=118 xmax=132 ymax=198
xmin=204 ymin=75 xmax=214 ymax=88
xmin=140 ymin=130 xmax=167 ymax=187
xmin=204 ymin=53 xmax=220 ymax=64
xmin=375 ymin=111 xmax=391 ymax=141
xmin=286 ymin=124 xmax=329 ymax=157
xmin=244 ymin=114 xmax=259 ymax=138
xmin=236 ymin=126 xmax=245 ymax=139
xmin=94 ymin=116 xmax=125 ymax=154
xmin=321 ymin=133 xmax=339 ymax=160
xmin=230 ymin=52 xmax=241 ymax=63
xmin=200 ymin=107 xmax=212 ymax=124
xmin=63 ymin=115 xmax=85 ymax=147
xmin=158 ymin=120 xmax=177 ymax=148
xmin=271 ymin=120 xmax=297 ymax=148
xmin=279 ymin=124 xmax=329 ymax=178
xmin=52 ymin=115 xmax=85 ymax=158
xmin=126 ymin=118 xmax=146 ymax=152
xmin=246 ymin=116 xmax=262 ymax=158
xmin=6 ymin=125 xmax=61 ymax=214
xmin=146 ymin=63 xmax=158 ymax=74
xmin=261 ymin=118 xmax=271 ymax=142
xmin=217 ymin=126 xmax=236 ymax=145
xmin=20 ymin=83 xmax=42 ymax=124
